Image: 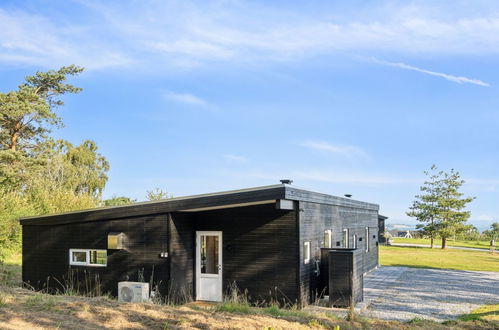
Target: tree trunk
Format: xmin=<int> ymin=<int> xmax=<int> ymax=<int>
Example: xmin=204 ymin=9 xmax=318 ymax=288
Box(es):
xmin=9 ymin=121 xmax=21 ymax=151
xmin=430 ymin=236 xmax=434 ymax=249
xmin=441 ymin=237 xmax=447 ymax=249
xmin=9 ymin=132 xmax=17 ymax=151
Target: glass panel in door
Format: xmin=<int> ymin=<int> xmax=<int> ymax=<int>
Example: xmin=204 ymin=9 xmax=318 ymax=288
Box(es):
xmin=200 ymin=235 xmax=219 ymax=274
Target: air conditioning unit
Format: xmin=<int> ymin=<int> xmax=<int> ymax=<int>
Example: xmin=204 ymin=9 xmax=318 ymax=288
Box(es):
xmin=118 ymin=282 xmax=150 ymax=303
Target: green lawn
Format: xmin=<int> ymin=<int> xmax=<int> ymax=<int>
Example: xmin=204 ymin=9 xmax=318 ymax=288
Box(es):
xmin=392 ymin=237 xmax=492 ymax=250
xmin=459 ymin=304 xmax=499 ymax=322
xmin=380 ymin=246 xmax=499 ymax=272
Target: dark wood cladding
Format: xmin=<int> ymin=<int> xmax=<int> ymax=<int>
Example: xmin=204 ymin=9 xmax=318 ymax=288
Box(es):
xmin=168 ymin=212 xmax=195 ymax=302
xmin=378 ymin=215 xmax=387 ymax=244
xmin=22 ymin=214 xmax=169 ymax=297
xmin=328 ymin=249 xmax=364 ymax=307
xmin=21 ymin=184 xmax=382 ymax=308
xmin=20 ymin=186 xmax=287 ymax=226
xmin=286 ymin=187 xmax=378 ymax=211
xmin=193 ymin=204 xmax=299 ymax=305
xmin=298 ymin=201 xmax=378 ymax=305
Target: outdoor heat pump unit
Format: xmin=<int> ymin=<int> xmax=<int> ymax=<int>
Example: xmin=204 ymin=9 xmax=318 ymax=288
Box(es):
xmin=118 ymin=282 xmax=150 ymax=303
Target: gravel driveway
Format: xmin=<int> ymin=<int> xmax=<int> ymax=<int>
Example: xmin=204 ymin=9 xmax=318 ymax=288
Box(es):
xmin=357 ymin=266 xmax=499 ymax=322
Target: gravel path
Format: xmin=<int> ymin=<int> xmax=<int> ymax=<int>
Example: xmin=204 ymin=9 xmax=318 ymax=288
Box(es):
xmin=357 ymin=266 xmax=499 ymax=322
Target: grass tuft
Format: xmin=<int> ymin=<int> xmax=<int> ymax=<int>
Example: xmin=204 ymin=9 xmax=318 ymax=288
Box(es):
xmin=459 ymin=304 xmax=499 ymax=322
xmin=216 ymin=301 xmax=253 ymax=314
xmin=24 ymin=294 xmax=60 ymax=311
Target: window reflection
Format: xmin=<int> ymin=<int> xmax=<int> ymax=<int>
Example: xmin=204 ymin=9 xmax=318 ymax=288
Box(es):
xmin=200 ymin=235 xmax=219 ymax=274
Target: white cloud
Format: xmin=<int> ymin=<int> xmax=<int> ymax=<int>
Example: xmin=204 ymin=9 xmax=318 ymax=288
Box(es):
xmin=301 ymin=141 xmax=368 ymax=159
xmin=0 ymin=8 xmax=131 ymax=69
xmin=162 ymin=90 xmax=207 ymax=106
xmin=476 ymin=214 xmax=494 ymax=221
xmin=371 ymin=58 xmax=490 ymax=86
xmin=3 ymin=2 xmax=499 ymax=70
xmin=222 ymin=154 xmax=248 ymax=163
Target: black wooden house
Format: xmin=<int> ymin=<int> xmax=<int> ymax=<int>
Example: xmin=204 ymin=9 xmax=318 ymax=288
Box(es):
xmin=20 ymin=183 xmax=380 ymax=306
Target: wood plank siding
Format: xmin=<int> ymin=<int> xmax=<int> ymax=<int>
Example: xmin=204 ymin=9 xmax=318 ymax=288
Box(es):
xmin=193 ymin=204 xmax=298 ymax=305
xmin=22 ymin=215 xmax=169 ymax=296
xmin=297 ymin=200 xmax=379 ymax=305
xmin=20 ymin=184 xmax=380 ymax=307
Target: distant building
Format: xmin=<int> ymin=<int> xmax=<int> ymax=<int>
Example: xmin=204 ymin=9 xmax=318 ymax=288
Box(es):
xmin=388 ymin=229 xmax=416 ymax=238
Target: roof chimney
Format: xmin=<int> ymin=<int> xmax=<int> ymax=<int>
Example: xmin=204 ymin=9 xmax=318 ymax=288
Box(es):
xmin=344 ymin=194 xmax=352 ymax=198
xmin=280 ymin=179 xmax=293 ymax=185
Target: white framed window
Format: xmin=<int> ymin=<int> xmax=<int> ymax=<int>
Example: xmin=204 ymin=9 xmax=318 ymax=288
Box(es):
xmin=324 ymin=230 xmax=332 ymax=248
xmin=365 ymin=227 xmax=370 ymax=252
xmin=69 ymin=249 xmax=107 ymax=267
xmin=353 ymin=234 xmax=358 ymax=249
xmin=342 ymin=229 xmax=349 ymax=248
xmin=303 ymin=241 xmax=311 ymax=264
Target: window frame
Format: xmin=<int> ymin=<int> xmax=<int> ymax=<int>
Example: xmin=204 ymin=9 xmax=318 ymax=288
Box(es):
xmin=69 ymin=249 xmax=107 ymax=267
xmin=353 ymin=234 xmax=358 ymax=249
xmin=303 ymin=241 xmax=311 ymax=264
xmin=342 ymin=228 xmax=349 ymax=248
xmin=324 ymin=230 xmax=332 ymax=248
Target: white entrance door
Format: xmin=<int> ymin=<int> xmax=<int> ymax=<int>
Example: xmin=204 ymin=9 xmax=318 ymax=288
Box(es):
xmin=196 ymin=231 xmax=223 ymax=302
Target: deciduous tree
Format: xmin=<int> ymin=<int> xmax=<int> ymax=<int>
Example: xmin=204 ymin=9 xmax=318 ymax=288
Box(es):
xmin=146 ymin=188 xmax=172 ymax=201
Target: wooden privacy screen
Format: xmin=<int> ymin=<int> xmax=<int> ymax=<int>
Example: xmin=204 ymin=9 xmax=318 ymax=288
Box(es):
xmin=326 ymin=248 xmax=364 ymax=307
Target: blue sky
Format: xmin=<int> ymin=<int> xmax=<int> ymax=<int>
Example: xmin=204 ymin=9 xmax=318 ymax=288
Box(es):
xmin=1 ymin=0 xmax=498 ymax=230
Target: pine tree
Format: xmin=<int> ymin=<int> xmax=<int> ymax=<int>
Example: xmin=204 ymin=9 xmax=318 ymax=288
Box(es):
xmin=408 ymin=165 xmax=474 ymax=249
xmin=407 ymin=165 xmax=442 ymax=248
xmin=436 ymin=169 xmax=474 ymax=249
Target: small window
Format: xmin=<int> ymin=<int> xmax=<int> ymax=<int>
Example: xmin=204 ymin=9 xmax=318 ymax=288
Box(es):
xmin=69 ymin=249 xmax=107 ymax=267
xmin=324 ymin=230 xmax=332 ymax=248
xmin=336 ymin=241 xmax=341 ymax=247
xmin=342 ymin=229 xmax=349 ymax=248
xmin=303 ymin=241 xmax=311 ymax=264
xmin=353 ymin=234 xmax=358 ymax=249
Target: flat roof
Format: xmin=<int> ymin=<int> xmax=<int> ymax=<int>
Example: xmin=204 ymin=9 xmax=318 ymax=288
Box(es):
xmin=20 ymin=184 xmax=379 ymax=226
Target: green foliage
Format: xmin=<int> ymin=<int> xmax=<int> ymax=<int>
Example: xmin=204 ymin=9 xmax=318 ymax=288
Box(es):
xmin=216 ymin=301 xmax=253 ymax=314
xmin=437 ymin=169 xmax=475 ymax=244
xmin=407 ymin=165 xmax=474 ymax=248
xmin=407 ymin=165 xmax=442 ymax=245
xmin=103 ymin=195 xmax=136 ymax=207
xmin=0 ymin=66 xmax=108 ymax=258
xmin=483 ymin=222 xmax=499 ymax=240
xmin=457 ymin=226 xmax=481 ymax=241
xmin=40 ymin=139 xmax=109 ymax=197
xmin=262 ymin=304 xmax=309 ymax=318
xmin=0 ymin=65 xmax=83 ymax=152
xmin=0 ymin=187 xmax=98 ymax=257
xmin=146 ymin=188 xmax=172 ymax=201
